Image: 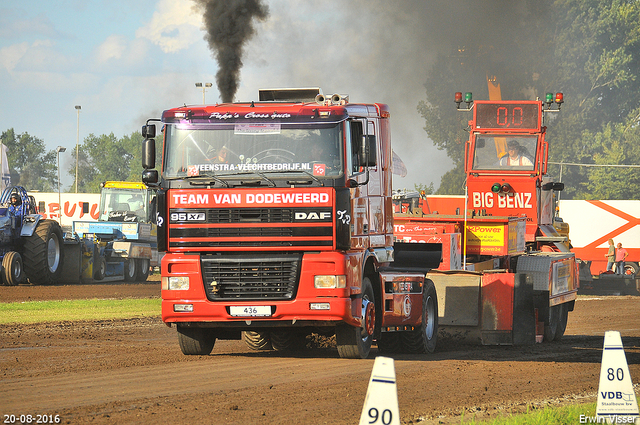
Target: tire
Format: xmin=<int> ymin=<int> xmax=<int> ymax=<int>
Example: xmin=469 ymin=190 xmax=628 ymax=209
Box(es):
xmin=23 ymin=219 xmax=64 ymax=285
xmin=94 ymin=257 xmax=106 ymax=281
xmin=553 ymin=303 xmax=569 ymax=341
xmin=177 ymin=326 xmax=216 ymax=355
xmin=135 ymin=258 xmax=150 ymax=281
xmin=623 ymin=262 xmax=639 ymax=277
xmin=401 ymin=279 xmax=438 ymax=353
xmin=124 ymin=259 xmax=137 ymax=281
xmin=243 ymin=331 xmax=273 ymax=351
xmin=376 ymin=332 xmax=402 ymax=354
xmin=335 ymin=277 xmax=375 ymax=359
xmin=2 ymin=251 xmax=25 ymax=286
xmin=544 ymin=304 xmax=561 ymax=342
xmin=270 ymin=330 xmax=307 ymax=352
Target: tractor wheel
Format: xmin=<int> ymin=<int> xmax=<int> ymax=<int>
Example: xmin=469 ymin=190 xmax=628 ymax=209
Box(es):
xmin=335 ymin=277 xmax=375 ymax=359
xmin=23 ymin=219 xmax=64 ymax=285
xmin=553 ymin=303 xmax=569 ymax=341
xmin=2 ymin=251 xmax=25 ymax=286
xmin=177 ymin=326 xmax=216 ymax=355
xmin=401 ymin=279 xmax=438 ymax=353
xmin=124 ymin=259 xmax=137 ymax=281
xmin=135 ymin=258 xmax=150 ymax=281
xmin=243 ymin=331 xmax=273 ymax=351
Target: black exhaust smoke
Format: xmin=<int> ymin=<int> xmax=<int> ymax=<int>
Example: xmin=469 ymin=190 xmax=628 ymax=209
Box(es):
xmin=194 ymin=0 xmax=269 ymax=103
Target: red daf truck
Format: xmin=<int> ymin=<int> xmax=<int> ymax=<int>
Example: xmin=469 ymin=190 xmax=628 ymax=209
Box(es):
xmin=392 ymin=93 xmax=579 ymax=344
xmin=141 ymin=88 xmax=442 ymax=359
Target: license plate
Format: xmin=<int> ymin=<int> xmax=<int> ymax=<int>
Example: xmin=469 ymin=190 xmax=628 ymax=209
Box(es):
xmin=229 ymin=306 xmax=272 ymax=317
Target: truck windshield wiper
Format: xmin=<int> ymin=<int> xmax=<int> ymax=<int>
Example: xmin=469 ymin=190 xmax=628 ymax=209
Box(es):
xmin=234 ymin=171 xmax=276 ymax=187
xmin=276 ymin=169 xmax=324 ymax=186
xmin=184 ymin=174 xmax=230 ymax=187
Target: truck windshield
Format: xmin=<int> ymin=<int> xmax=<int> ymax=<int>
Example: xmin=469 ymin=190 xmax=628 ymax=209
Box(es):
xmin=162 ymin=122 xmax=343 ymax=179
xmin=99 ymin=188 xmax=149 ymax=222
xmin=472 ymin=135 xmax=537 ymax=171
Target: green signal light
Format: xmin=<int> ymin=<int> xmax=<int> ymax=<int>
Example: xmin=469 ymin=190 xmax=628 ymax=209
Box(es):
xmin=464 ymin=92 xmax=473 ymax=103
xmin=545 ymin=92 xmax=553 ymax=103
xmin=491 ymin=183 xmax=502 ymax=193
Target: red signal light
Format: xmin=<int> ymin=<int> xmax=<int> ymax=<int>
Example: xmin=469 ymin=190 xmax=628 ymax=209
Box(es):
xmin=454 ymin=92 xmax=463 ymax=103
xmin=555 ymin=92 xmax=564 ymax=104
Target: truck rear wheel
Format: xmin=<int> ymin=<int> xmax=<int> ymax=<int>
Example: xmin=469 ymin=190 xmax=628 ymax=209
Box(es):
xmin=177 ymin=326 xmax=216 ymax=355
xmin=335 ymin=277 xmax=375 ymax=359
xmin=2 ymin=251 xmax=25 ymax=286
xmin=401 ymin=279 xmax=438 ymax=353
xmin=23 ymin=219 xmax=64 ymax=285
xmin=243 ymin=331 xmax=272 ymax=351
xmin=124 ymin=259 xmax=137 ymax=281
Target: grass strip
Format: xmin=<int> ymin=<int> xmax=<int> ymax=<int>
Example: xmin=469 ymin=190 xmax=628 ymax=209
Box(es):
xmin=0 ymin=298 xmax=161 ymax=324
xmin=458 ymin=402 xmax=597 ymax=424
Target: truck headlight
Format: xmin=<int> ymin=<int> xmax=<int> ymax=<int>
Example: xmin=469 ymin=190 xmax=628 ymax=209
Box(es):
xmin=314 ymin=275 xmax=346 ymax=289
xmin=162 ymin=276 xmax=190 ymax=290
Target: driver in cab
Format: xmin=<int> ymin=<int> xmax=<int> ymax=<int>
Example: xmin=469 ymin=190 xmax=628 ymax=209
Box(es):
xmin=500 ymin=140 xmax=533 ymax=167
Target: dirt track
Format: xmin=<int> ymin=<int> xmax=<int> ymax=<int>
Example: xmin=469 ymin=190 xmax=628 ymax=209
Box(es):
xmin=1 ymin=280 xmax=639 ymax=425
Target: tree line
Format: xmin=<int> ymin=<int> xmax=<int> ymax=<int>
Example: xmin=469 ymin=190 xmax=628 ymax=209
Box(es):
xmin=0 ymin=129 xmax=146 ymax=193
xmin=418 ymin=0 xmax=640 ymax=200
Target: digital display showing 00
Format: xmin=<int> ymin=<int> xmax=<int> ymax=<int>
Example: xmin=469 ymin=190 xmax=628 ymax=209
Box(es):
xmin=475 ymin=103 xmax=539 ymax=130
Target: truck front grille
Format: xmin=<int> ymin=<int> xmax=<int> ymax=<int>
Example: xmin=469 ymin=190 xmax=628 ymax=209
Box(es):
xmin=201 ymin=253 xmax=301 ymax=301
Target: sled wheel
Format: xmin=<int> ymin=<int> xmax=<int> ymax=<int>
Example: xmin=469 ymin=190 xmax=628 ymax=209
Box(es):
xmin=336 ymin=277 xmax=375 ymax=359
xmin=135 ymin=258 xmax=150 ymax=281
xmin=2 ymin=251 xmax=25 ymax=286
xmin=177 ymin=326 xmax=216 ymax=355
xmin=243 ymin=331 xmax=273 ymax=351
xmin=94 ymin=257 xmax=106 ymax=281
xmin=553 ymin=303 xmax=569 ymax=341
xmin=124 ymin=259 xmax=137 ymax=281
xmin=544 ymin=304 xmax=562 ymax=342
xmin=23 ymin=219 xmax=64 ymax=285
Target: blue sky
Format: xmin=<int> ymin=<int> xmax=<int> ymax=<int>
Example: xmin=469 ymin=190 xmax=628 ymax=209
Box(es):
xmin=0 ymin=0 xmax=453 ymax=191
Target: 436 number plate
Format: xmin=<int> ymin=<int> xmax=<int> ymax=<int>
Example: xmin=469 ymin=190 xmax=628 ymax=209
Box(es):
xmin=229 ymin=306 xmax=272 ymax=317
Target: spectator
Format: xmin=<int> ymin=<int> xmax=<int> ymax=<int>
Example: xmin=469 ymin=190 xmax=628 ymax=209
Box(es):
xmin=605 ymin=239 xmax=616 ymax=272
xmin=615 ymin=242 xmax=629 ymax=275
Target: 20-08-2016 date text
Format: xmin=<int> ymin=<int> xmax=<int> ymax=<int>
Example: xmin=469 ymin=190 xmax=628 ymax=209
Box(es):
xmin=3 ymin=415 xmax=61 ymax=424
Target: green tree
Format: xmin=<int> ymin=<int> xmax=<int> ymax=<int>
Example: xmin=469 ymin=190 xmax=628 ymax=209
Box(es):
xmin=0 ymin=128 xmax=58 ymax=191
xmin=419 ymin=0 xmax=640 ymax=199
xmin=71 ymin=131 xmax=144 ymax=193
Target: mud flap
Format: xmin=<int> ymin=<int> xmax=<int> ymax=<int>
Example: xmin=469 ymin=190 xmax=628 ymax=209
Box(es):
xmin=513 ymin=272 xmax=535 ymax=345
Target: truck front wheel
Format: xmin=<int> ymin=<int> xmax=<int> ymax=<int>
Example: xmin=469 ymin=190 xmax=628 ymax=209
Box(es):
xmin=23 ymin=219 xmax=64 ymax=285
xmin=177 ymin=326 xmax=216 ymax=355
xmin=2 ymin=251 xmax=25 ymax=286
xmin=336 ymin=277 xmax=375 ymax=359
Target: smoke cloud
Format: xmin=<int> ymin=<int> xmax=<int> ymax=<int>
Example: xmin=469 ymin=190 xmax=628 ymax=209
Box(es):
xmin=194 ymin=0 xmax=269 ymax=103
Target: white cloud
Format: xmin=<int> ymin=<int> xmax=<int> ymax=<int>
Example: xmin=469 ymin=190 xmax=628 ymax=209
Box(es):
xmin=0 ymin=42 xmax=29 ymax=72
xmin=136 ymin=0 xmax=202 ymax=53
xmin=95 ymin=35 xmax=126 ymax=63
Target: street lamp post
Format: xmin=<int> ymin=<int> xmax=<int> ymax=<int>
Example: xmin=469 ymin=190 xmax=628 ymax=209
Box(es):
xmin=74 ymin=105 xmax=81 ymax=193
xmin=56 ymin=146 xmax=66 ymax=224
xmin=195 ymin=82 xmax=212 ymax=104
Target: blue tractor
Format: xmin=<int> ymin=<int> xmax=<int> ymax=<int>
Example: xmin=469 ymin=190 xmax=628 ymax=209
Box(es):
xmin=0 ymin=186 xmax=64 ymax=286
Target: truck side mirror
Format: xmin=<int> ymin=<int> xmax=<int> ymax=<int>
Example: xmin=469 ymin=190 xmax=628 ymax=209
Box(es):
xmin=359 ymin=135 xmax=377 ymax=167
xmin=142 ymin=169 xmax=159 ymax=185
xmin=142 ymin=124 xmax=156 ymax=139
xmin=552 ymin=182 xmax=565 ymax=191
xmin=142 ymin=138 xmax=156 ymax=169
